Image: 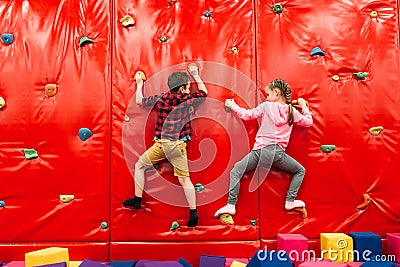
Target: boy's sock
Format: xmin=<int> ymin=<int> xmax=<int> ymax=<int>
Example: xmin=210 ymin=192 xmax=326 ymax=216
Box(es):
xmin=187 ymin=209 xmax=198 ymax=227
xmin=123 ymin=196 xmax=142 ymax=209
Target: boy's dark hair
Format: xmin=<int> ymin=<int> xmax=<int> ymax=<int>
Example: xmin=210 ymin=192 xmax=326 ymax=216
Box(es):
xmin=168 ymin=72 xmax=190 ymax=92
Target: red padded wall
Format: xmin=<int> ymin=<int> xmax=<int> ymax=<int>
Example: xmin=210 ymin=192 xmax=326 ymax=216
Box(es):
xmin=0 ymin=0 xmax=399 ymax=265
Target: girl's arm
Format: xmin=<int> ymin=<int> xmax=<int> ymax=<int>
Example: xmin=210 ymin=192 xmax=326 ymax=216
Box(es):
xmin=226 ymin=99 xmax=262 ymax=121
xmin=293 ymin=106 xmax=313 ymax=127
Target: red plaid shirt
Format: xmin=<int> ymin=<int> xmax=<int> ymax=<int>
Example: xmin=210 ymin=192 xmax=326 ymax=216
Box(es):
xmin=143 ymin=90 xmax=207 ymax=140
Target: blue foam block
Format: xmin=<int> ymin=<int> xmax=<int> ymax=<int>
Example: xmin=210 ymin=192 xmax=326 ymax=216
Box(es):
xmin=79 ymin=260 xmax=110 ymax=267
xmin=199 ymin=255 xmax=225 ymax=267
xmin=349 ymin=232 xmax=382 ymax=261
xmin=247 ymin=250 xmax=292 ymax=267
xmin=359 ymin=261 xmax=395 ymax=266
xmin=109 ymin=261 xmax=135 ymax=267
xmin=177 ymin=258 xmax=192 ymax=267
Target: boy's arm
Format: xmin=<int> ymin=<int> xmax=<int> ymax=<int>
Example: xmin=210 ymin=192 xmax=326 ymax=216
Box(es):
xmin=188 ymin=64 xmax=208 ymax=95
xmin=135 ymin=72 xmax=145 ymax=105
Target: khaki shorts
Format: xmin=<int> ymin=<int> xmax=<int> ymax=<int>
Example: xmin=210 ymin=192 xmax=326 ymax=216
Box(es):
xmin=139 ymin=139 xmax=189 ymax=177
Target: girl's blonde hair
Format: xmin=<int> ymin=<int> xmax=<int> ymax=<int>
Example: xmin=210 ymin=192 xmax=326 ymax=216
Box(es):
xmin=268 ymin=79 xmax=294 ymax=125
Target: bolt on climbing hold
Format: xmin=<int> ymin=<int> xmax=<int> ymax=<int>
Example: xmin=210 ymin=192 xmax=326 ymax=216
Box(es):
xmin=219 ymin=214 xmax=234 ymax=225
xmin=59 ymin=195 xmax=74 ymax=203
xmin=357 ymin=193 xmax=371 ymax=210
xmin=369 ymin=126 xmax=384 ymax=136
xmin=203 ymin=11 xmax=212 ymax=17
xmin=159 ymin=36 xmax=167 ymax=42
xmin=321 ymin=145 xmax=336 ymax=153
xmin=370 ymin=11 xmax=378 ymax=18
xmin=353 ymin=72 xmax=368 ymax=79
xmin=273 ymin=3 xmax=283 ymax=13
xmin=1 ymin=33 xmax=14 ymax=45
xmin=120 ymin=15 xmax=135 ymax=27
xmin=44 ymin=84 xmax=57 ymax=97
xmin=189 ymin=106 xmax=195 ymax=114
xmin=310 ymin=47 xmax=326 ymax=57
xmin=194 ymin=183 xmax=204 ymax=192
xmin=332 ymin=75 xmax=340 ymax=81
xmin=170 ymin=221 xmax=180 ymax=231
xmin=124 ymin=115 xmax=130 ymax=122
xmin=153 ymin=163 xmax=159 ymax=169
xmin=0 ymin=201 xmax=5 ymax=207
xmin=250 ymin=219 xmax=256 ymax=226
xmin=0 ymin=97 xmax=5 ymax=109
xmin=167 ymin=0 xmax=177 ymax=5
xmin=79 ymin=36 xmax=94 ymax=47
xmin=100 ymin=222 xmax=108 ymax=229
xmin=231 ymin=46 xmax=238 ymax=54
xmin=135 ymin=71 xmax=147 ymax=81
xmin=24 ymin=149 xmax=38 ymax=160
xmin=78 ymin=128 xmax=93 ymax=141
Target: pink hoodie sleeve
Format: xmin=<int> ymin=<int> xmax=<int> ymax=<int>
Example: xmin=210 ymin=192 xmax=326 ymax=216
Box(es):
xmin=293 ymin=106 xmax=313 ymax=127
xmin=230 ymin=101 xmax=263 ymax=121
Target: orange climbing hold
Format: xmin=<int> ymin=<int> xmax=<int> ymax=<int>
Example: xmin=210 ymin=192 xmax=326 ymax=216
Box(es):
xmin=44 ymin=84 xmax=57 ymax=97
xmin=357 ymin=193 xmax=371 ymax=210
xmin=294 ymin=207 xmax=308 ymax=218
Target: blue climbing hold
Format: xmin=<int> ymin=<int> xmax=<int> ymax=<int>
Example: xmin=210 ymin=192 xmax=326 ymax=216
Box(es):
xmin=1 ymin=33 xmax=14 ymax=45
xmin=79 ymin=36 xmax=94 ymax=47
xmin=0 ymin=200 xmax=5 ymax=207
xmin=78 ymin=128 xmax=93 ymax=141
xmin=310 ymin=47 xmax=326 ymax=57
xmin=203 ymin=11 xmax=212 ymax=17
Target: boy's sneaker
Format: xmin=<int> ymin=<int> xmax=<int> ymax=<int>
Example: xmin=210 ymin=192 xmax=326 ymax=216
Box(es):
xmin=123 ymin=196 xmax=142 ymax=209
xmin=214 ymin=204 xmax=236 ymax=217
xmin=285 ymin=200 xmax=305 ymax=210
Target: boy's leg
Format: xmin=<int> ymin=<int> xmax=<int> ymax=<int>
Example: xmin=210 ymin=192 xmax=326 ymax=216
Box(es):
xmin=272 ymin=147 xmax=306 ymax=209
xmin=123 ymin=141 xmax=166 ymax=209
xmin=178 ymin=176 xmax=198 ymax=227
xmin=214 ymin=150 xmax=260 ymax=217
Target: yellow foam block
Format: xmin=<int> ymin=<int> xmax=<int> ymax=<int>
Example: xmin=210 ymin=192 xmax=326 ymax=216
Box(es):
xmin=25 ymin=247 xmax=69 ymax=267
xmin=69 ymin=262 xmax=82 ymax=267
xmin=230 ymin=261 xmax=247 ymax=267
xmin=320 ymin=233 xmax=353 ymax=263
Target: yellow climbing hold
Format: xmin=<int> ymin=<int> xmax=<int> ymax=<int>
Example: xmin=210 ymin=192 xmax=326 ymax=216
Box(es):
xmin=231 ymin=46 xmax=238 ymax=54
xmin=332 ymin=75 xmax=339 ymax=81
xmin=370 ymin=11 xmax=378 ymax=18
xmin=0 ymin=96 xmax=5 ymax=109
xmin=59 ymin=195 xmax=75 ymax=203
xmin=219 ymin=213 xmax=234 ymax=225
xmin=369 ymin=126 xmax=384 ymax=136
xmin=120 ymin=15 xmax=135 ymax=27
xmin=135 ymin=71 xmax=147 ymax=81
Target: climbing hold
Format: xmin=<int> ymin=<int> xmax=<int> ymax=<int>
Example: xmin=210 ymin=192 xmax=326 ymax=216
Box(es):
xmin=332 ymin=75 xmax=340 ymax=81
xmin=219 ymin=214 xmax=234 ymax=225
xmin=24 ymin=149 xmax=38 ymax=160
xmin=321 ymin=145 xmax=336 ymax=153
xmin=194 ymin=183 xmax=204 ymax=192
xmin=1 ymin=33 xmax=14 ymax=45
xmin=225 ymin=106 xmax=232 ymax=112
xmin=153 ymin=163 xmax=159 ymax=169
xmin=294 ymin=207 xmax=308 ymax=218
xmin=59 ymin=195 xmax=74 ymax=203
xmin=159 ymin=36 xmax=167 ymax=42
xmin=291 ymin=99 xmax=309 ymax=107
xmin=369 ymin=126 xmax=384 ymax=136
xmin=203 ymin=11 xmax=212 ymax=17
xmin=120 ymin=15 xmax=135 ymax=27
xmin=250 ymin=219 xmax=256 ymax=226
xmin=135 ymin=71 xmax=147 ymax=81
xmin=231 ymin=46 xmax=238 ymax=54
xmin=353 ymin=72 xmax=368 ymax=79
xmin=124 ymin=115 xmax=130 ymax=122
xmin=0 ymin=201 xmax=5 ymax=207
xmin=0 ymin=97 xmax=5 ymax=109
xmin=79 ymin=36 xmax=94 ymax=47
xmin=310 ymin=47 xmax=326 ymax=57
xmin=187 ymin=62 xmax=198 ymax=72
xmin=100 ymin=222 xmax=108 ymax=229
xmin=370 ymin=11 xmax=378 ymax=18
xmin=357 ymin=193 xmax=371 ymax=210
xmin=170 ymin=221 xmax=179 ymax=231
xmin=167 ymin=0 xmax=177 ymax=5
xmin=189 ymin=106 xmax=195 ymax=114
xmin=273 ymin=3 xmax=283 ymax=13
xmin=78 ymin=128 xmax=93 ymax=141
xmin=44 ymin=84 xmax=57 ymax=97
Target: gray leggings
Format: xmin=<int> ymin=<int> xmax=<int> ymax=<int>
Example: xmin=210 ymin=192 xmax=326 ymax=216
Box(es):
xmin=228 ymin=144 xmax=305 ymax=204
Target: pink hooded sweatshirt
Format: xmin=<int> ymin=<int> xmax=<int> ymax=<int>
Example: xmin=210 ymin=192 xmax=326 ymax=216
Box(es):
xmin=230 ymin=101 xmax=313 ymax=151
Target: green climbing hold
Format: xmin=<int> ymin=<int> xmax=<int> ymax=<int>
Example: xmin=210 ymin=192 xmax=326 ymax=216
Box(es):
xmin=79 ymin=36 xmax=94 ymax=47
xmin=24 ymin=149 xmax=38 ymax=160
xmin=170 ymin=221 xmax=179 ymax=231
xmin=100 ymin=222 xmax=108 ymax=229
xmin=159 ymin=36 xmax=167 ymax=42
xmin=250 ymin=219 xmax=256 ymax=226
xmin=321 ymin=145 xmax=336 ymax=153
xmin=273 ymin=3 xmax=283 ymax=13
xmin=194 ymin=183 xmax=204 ymax=192
xmin=353 ymin=72 xmax=368 ymax=79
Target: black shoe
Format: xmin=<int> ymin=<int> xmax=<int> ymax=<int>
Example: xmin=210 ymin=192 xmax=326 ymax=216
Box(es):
xmin=187 ymin=209 xmax=198 ymax=227
xmin=123 ymin=196 xmax=142 ymax=209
